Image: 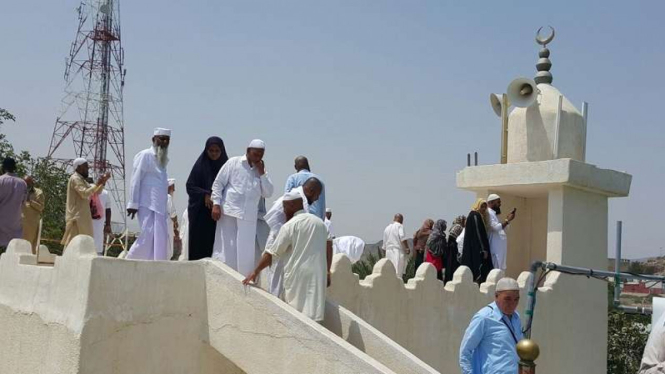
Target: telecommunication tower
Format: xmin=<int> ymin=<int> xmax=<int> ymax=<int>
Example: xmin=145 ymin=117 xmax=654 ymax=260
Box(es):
xmin=47 ymin=0 xmax=127 ymax=236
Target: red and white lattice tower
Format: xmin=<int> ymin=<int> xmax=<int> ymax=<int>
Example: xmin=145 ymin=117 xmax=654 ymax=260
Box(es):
xmin=47 ymin=0 xmax=127 ymax=235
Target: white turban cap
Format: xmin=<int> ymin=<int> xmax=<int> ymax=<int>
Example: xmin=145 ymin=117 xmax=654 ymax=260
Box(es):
xmin=248 ymin=139 xmax=266 ymax=149
xmin=73 ymin=158 xmax=88 ymax=169
xmin=153 ymin=128 xmax=171 ymax=137
xmin=496 ymin=277 xmax=520 ymax=292
xmin=326 ymin=208 xmax=332 ymax=213
xmin=487 ymin=193 xmax=501 ymax=202
xmin=283 ymin=189 xmax=303 ymax=201
xmin=168 ymin=178 xmax=176 ymax=187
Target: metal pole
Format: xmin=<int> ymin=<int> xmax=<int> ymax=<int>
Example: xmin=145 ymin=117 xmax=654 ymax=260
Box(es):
xmin=500 ymin=94 xmax=509 ymax=164
xmin=614 ymin=221 xmax=622 ymax=306
xmin=581 ymin=101 xmax=589 ymax=161
xmin=467 ymin=153 xmax=471 ymax=167
xmin=474 ymin=152 xmax=478 ymax=166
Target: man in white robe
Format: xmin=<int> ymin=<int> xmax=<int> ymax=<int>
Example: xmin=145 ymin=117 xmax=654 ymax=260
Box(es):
xmin=486 ymin=194 xmax=516 ymax=271
xmin=382 ymin=213 xmax=410 ymax=276
xmin=166 ymin=178 xmax=179 ymax=260
xmin=640 ymin=310 xmax=665 ymax=373
xmin=324 ymin=208 xmax=335 ymax=239
xmin=263 ymin=178 xmax=323 ymax=296
xmin=243 ymin=190 xmax=328 ymax=322
xmin=333 ymin=236 xmax=365 ymax=264
xmin=126 ymin=128 xmax=171 ymax=260
xmin=91 ymin=187 xmax=111 ymax=255
xmin=211 ymin=139 xmax=274 ymax=275
xmin=178 ymin=209 xmax=189 ymax=261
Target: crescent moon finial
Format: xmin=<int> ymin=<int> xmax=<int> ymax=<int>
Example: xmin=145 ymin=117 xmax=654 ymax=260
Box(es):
xmin=535 ymin=26 xmax=555 ymax=46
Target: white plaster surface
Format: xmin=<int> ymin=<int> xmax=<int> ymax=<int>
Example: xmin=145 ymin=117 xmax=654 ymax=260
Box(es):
xmin=328 ymin=254 xmax=608 ymax=374
xmin=0 ymin=236 xmax=432 ymax=374
xmin=507 ymin=84 xmax=585 ymax=163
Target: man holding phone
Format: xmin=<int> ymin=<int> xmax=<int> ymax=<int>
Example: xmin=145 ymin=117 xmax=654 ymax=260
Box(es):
xmin=486 ymin=194 xmax=516 ymax=271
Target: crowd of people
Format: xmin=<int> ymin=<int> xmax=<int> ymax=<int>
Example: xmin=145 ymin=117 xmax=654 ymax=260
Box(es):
xmin=381 ymin=194 xmax=516 ymax=284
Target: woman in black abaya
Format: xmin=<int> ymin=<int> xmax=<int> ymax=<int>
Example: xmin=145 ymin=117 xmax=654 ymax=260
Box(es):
xmin=186 ymin=137 xmax=228 ymax=260
xmin=460 ymin=198 xmax=493 ymax=283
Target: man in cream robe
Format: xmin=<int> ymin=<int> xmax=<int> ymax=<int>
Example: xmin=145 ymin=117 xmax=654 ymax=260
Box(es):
xmin=21 ymin=176 xmax=45 ymax=254
xmin=243 ymin=190 xmax=328 ymax=322
xmin=61 ymin=158 xmax=110 ymax=247
xmin=91 ymin=187 xmax=111 ymax=255
xmin=211 ymin=139 xmax=274 ymax=275
xmin=382 ymin=213 xmax=410 ymax=276
xmin=126 ymin=128 xmax=171 ymax=260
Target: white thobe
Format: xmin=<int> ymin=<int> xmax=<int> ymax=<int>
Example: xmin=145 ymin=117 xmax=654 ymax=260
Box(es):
xmin=457 ymin=229 xmax=465 ymax=261
xmin=333 ymin=236 xmax=365 ymax=263
xmin=92 ymin=190 xmax=109 ymax=255
xmin=166 ymin=194 xmax=177 ymax=260
xmin=640 ymin=311 xmax=665 ymax=373
xmin=211 ymin=155 xmax=274 ymax=275
xmin=263 ymin=187 xmax=309 ymax=296
xmin=487 ymin=208 xmax=508 ymax=271
xmin=126 ymin=148 xmax=169 ymax=260
xmin=178 ymin=209 xmax=189 ymax=261
xmin=324 ymin=218 xmax=334 ymax=239
xmin=382 ymin=221 xmax=407 ymax=275
xmin=266 ymin=211 xmax=327 ymax=322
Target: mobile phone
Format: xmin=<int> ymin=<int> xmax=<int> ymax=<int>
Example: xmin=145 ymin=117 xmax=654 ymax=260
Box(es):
xmin=511 ymin=208 xmax=517 ymax=214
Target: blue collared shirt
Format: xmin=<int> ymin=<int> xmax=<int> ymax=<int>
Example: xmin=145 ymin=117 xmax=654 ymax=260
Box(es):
xmin=284 ymin=170 xmax=326 ymax=220
xmin=459 ymin=302 xmax=523 ymax=374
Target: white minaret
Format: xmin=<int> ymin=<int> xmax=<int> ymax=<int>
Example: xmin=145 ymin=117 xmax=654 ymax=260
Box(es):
xmin=456 ymin=28 xmax=631 ymax=374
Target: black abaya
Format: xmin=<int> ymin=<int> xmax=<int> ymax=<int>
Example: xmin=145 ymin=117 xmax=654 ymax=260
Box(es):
xmin=460 ymin=210 xmax=493 ymax=283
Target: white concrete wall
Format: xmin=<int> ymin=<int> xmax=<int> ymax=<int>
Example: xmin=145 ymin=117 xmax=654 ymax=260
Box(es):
xmin=328 ymin=253 xmax=607 ymax=374
xmin=0 ymin=237 xmax=432 ymax=374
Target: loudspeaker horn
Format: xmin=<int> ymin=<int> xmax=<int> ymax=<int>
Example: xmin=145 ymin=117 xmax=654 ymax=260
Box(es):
xmin=507 ymin=77 xmax=538 ymax=108
xmin=489 ymin=93 xmax=509 ymax=117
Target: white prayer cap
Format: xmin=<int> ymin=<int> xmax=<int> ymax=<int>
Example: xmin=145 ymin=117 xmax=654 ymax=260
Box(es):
xmin=73 ymin=158 xmax=88 ymax=169
xmin=248 ymin=139 xmax=266 ymax=149
xmin=153 ymin=127 xmax=171 ymax=137
xmin=283 ymin=189 xmax=303 ymax=202
xmin=487 ymin=193 xmax=501 ymax=202
xmin=496 ymin=277 xmax=520 ymax=292
xmin=326 ymin=208 xmax=332 ymax=213
xmin=168 ymin=178 xmax=176 ymax=187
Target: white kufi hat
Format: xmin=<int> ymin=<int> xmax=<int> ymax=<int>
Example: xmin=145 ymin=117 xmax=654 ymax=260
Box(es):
xmin=73 ymin=158 xmax=88 ymax=169
xmin=248 ymin=139 xmax=266 ymax=149
xmin=283 ymin=189 xmax=303 ymax=201
xmin=153 ymin=128 xmax=171 ymax=137
xmin=496 ymin=277 xmax=520 ymax=292
xmin=168 ymin=178 xmax=176 ymax=187
xmin=487 ymin=193 xmax=501 ymax=202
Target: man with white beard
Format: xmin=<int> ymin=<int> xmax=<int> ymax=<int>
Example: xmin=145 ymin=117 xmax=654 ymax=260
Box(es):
xmin=211 ymin=139 xmax=274 ymax=275
xmin=126 ymin=128 xmax=171 ymax=260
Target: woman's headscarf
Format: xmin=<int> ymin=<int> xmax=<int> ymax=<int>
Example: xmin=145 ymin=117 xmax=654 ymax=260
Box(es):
xmin=189 ymin=137 xmax=228 ymax=191
xmin=448 ymin=215 xmax=466 ymax=240
xmin=186 ymin=137 xmax=229 ymax=212
xmin=471 ymin=198 xmax=488 ymax=228
xmin=426 ymin=219 xmax=448 ymax=257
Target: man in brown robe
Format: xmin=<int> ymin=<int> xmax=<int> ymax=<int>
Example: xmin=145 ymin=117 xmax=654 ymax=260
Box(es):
xmin=61 ymin=158 xmax=110 ymax=248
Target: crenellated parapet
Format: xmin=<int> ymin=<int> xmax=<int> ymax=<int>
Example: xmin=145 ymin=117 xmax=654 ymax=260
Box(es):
xmin=329 ymin=253 xmax=592 ymax=373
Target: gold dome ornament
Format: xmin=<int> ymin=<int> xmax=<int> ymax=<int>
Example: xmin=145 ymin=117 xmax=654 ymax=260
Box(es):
xmin=517 ymin=339 xmax=540 ymax=373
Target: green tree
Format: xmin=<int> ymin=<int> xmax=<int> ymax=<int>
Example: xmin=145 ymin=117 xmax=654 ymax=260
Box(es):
xmin=0 ymin=108 xmax=16 ymax=126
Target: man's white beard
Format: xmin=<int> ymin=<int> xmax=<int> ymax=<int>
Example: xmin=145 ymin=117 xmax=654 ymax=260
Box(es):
xmin=154 ymin=145 xmax=169 ymax=168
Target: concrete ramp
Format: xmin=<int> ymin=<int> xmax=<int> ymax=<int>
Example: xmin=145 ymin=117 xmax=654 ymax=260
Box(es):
xmin=0 ymin=237 xmax=436 ymax=374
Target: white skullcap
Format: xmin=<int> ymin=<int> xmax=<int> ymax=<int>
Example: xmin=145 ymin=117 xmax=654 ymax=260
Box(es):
xmin=496 ymin=277 xmax=520 ymax=292
xmin=168 ymin=178 xmax=176 ymax=186
xmin=326 ymin=208 xmax=332 ymax=213
xmin=283 ymin=189 xmax=303 ymax=201
xmin=73 ymin=158 xmax=88 ymax=169
xmin=153 ymin=127 xmax=171 ymax=137
xmin=248 ymin=139 xmax=266 ymax=149
xmin=487 ymin=193 xmax=501 ymax=202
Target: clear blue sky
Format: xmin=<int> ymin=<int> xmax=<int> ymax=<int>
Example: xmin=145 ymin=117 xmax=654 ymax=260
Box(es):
xmin=1 ymin=1 xmax=663 ymax=258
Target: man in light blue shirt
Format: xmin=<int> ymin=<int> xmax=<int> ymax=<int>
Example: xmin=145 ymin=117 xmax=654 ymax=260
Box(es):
xmin=284 ymin=156 xmax=326 ymax=220
xmin=459 ymin=277 xmax=523 ymax=374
